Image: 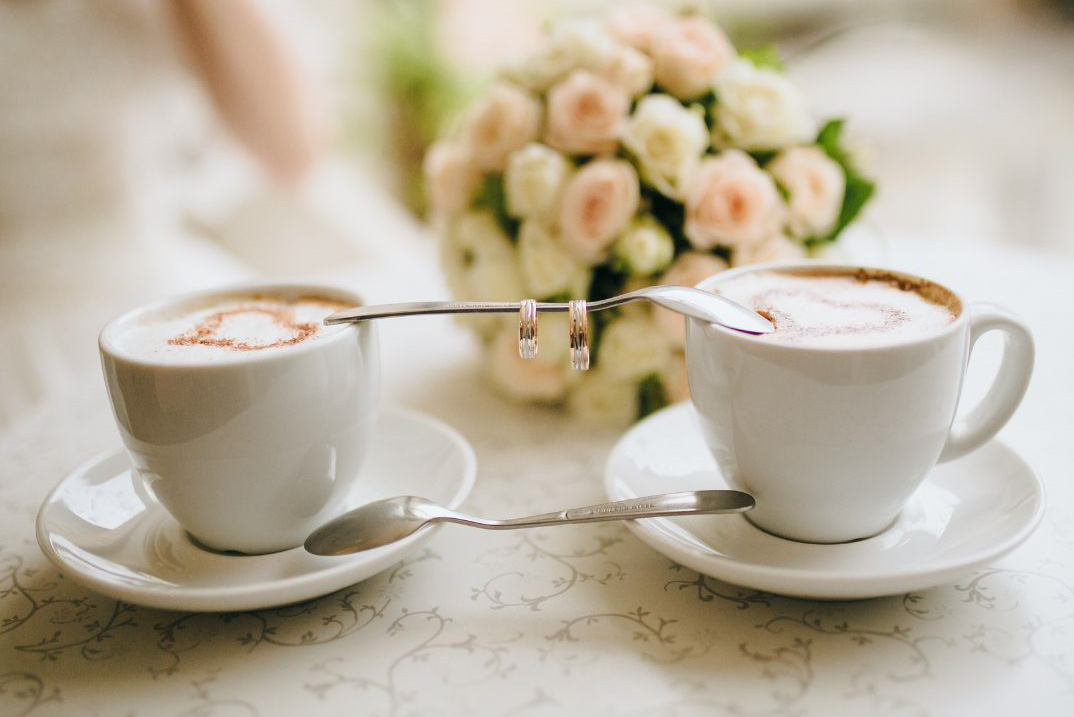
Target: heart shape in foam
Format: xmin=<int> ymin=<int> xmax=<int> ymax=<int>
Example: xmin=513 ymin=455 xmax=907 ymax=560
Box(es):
xmin=168 ymin=306 xmax=318 ymax=352
xmin=755 ymin=289 xmax=910 ymax=340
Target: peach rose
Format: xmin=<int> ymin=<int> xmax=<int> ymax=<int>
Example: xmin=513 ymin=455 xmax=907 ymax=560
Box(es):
xmin=423 ymin=141 xmax=479 ymax=216
xmin=651 ymin=17 xmax=734 ymax=100
xmin=766 ymin=146 xmax=845 ymax=239
xmin=606 ymin=3 xmax=675 ymax=53
xmin=653 ymin=251 xmax=729 ymax=346
xmin=545 ymin=70 xmax=629 ymax=156
xmin=558 ymin=159 xmax=640 ymax=264
xmin=733 ymin=235 xmax=807 ymax=267
xmin=683 ymin=149 xmax=785 ymax=254
xmin=462 ymin=82 xmax=541 ymax=172
xmin=487 ymin=328 xmax=568 ymax=403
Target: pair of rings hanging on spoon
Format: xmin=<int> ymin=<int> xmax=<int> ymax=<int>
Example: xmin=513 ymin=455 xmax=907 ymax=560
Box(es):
xmin=518 ymin=298 xmax=589 ymax=370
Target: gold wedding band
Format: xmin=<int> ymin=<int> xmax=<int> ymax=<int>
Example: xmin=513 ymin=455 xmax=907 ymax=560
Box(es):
xmin=518 ymin=299 xmax=538 ymax=359
xmin=568 ymin=299 xmax=589 ymax=371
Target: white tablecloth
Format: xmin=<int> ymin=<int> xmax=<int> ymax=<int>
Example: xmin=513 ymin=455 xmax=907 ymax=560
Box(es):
xmin=1 ymin=234 xmax=1072 ymax=716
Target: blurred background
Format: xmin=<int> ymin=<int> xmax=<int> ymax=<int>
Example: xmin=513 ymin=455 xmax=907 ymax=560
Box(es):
xmin=1 ymin=0 xmax=1072 ymax=426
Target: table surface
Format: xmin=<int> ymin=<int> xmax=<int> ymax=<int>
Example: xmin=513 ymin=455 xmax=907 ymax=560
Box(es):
xmin=2 ymin=233 xmax=1072 ymax=717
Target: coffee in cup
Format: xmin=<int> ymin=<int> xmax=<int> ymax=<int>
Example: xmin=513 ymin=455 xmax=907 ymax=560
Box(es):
xmin=686 ymin=263 xmax=1033 ymax=543
xmin=100 ymin=284 xmax=379 ymax=554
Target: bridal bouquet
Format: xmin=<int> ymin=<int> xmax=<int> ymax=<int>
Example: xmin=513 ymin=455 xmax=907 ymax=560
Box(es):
xmin=423 ymin=4 xmax=874 ymax=423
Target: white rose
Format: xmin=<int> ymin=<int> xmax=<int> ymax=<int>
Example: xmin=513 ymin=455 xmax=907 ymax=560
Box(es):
xmin=601 ymin=45 xmax=654 ymax=98
xmin=653 ymin=251 xmax=730 ymax=346
xmin=712 ymin=60 xmax=815 ymax=150
xmin=567 ymin=370 xmax=638 ymax=426
xmin=508 ymin=19 xmax=620 ymax=91
xmin=487 ymin=328 xmax=569 ymax=403
xmin=424 ymin=141 xmax=479 ymax=216
xmin=517 ymin=220 xmax=591 ymax=300
xmin=766 ymin=146 xmax=845 ymax=239
xmin=505 ymin=143 xmax=570 ymax=220
xmin=442 ymin=211 xmax=525 ymax=335
xmin=733 ymin=234 xmax=807 ymax=267
xmin=613 ymin=217 xmax=674 ymax=276
xmin=461 ymin=83 xmax=541 ymax=172
xmin=621 ymin=94 xmax=709 ymax=197
xmin=597 ymin=315 xmax=672 ymax=382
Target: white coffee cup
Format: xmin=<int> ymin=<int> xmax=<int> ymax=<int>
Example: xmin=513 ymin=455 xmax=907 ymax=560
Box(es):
xmin=685 ymin=263 xmax=1034 ymax=543
xmin=99 ymin=283 xmax=379 ymax=554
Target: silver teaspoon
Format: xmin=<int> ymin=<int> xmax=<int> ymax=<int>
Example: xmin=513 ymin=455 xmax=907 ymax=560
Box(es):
xmin=325 ymin=285 xmax=774 ymax=335
xmin=304 ymin=490 xmax=755 ymax=557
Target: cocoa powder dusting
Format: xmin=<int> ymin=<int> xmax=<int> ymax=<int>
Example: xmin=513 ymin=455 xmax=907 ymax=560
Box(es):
xmin=167 ymin=306 xmax=318 ymax=352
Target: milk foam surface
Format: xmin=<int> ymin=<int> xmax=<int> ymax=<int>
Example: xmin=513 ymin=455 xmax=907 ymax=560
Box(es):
xmin=716 ymin=270 xmax=957 ymax=347
xmin=115 ymin=294 xmax=352 ymax=362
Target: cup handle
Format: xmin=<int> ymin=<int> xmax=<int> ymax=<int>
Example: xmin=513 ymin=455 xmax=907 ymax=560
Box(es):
xmin=938 ymin=304 xmax=1034 ymax=462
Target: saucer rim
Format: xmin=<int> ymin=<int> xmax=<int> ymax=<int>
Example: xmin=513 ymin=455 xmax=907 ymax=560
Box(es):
xmin=35 ymin=407 xmax=477 ymax=612
xmin=604 ymin=402 xmax=1046 ymax=599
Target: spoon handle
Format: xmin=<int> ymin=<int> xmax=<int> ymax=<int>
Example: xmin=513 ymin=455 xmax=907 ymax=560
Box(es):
xmin=324 ymin=297 xmax=636 ymax=325
xmin=445 ymin=490 xmax=754 ymax=530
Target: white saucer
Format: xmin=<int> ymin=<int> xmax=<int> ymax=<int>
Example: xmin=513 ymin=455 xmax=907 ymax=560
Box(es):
xmin=36 ymin=408 xmax=476 ymax=612
xmin=605 ymin=403 xmax=1045 ymax=600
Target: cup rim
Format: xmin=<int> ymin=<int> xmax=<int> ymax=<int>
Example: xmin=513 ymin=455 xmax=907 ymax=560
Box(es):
xmin=99 ymin=281 xmax=366 ymax=368
xmin=693 ymin=261 xmax=968 ymax=353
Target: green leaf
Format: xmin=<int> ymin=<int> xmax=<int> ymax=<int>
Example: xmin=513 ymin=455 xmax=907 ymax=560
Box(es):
xmin=472 ymin=174 xmax=520 ymax=241
xmin=738 ymin=46 xmax=784 ymax=72
xmin=811 ymin=119 xmax=876 ymax=247
xmin=637 ymin=375 xmax=669 ymax=419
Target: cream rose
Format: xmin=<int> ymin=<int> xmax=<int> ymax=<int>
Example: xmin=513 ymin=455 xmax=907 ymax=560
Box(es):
xmin=545 ymin=70 xmax=629 ymax=156
xmin=653 ymin=251 xmax=729 ymax=346
xmin=517 ymin=220 xmax=591 ymax=299
xmin=601 ymin=45 xmax=654 ymax=98
xmin=505 ymin=143 xmax=570 ymax=220
xmin=423 ymin=141 xmax=479 ymax=216
xmin=442 ymin=211 xmax=525 ymax=336
xmin=712 ymin=60 xmax=815 ymax=150
xmin=683 ymin=149 xmax=785 ymax=254
xmin=606 ymin=2 xmax=675 ymax=53
xmin=508 ymin=19 xmax=620 ymax=92
xmin=621 ymin=94 xmax=708 ymax=197
xmin=487 ymin=328 xmax=568 ymax=403
xmin=461 ymin=82 xmax=541 ymax=172
xmin=612 ymin=216 xmax=674 ymax=276
xmin=766 ymin=146 xmax=845 ymax=239
xmin=567 ymin=370 xmax=638 ymax=425
xmin=597 ymin=315 xmax=672 ymax=382
xmin=651 ymin=17 xmax=734 ymax=100
xmin=558 ymin=158 xmax=640 ymax=264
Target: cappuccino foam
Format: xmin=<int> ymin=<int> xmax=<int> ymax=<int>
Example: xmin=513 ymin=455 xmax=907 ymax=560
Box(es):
xmin=716 ymin=268 xmax=959 ymax=347
xmin=116 ymin=293 xmax=352 ymax=362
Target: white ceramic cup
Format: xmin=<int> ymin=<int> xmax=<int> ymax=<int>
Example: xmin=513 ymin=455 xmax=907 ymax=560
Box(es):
xmin=685 ymin=263 xmax=1034 ymax=543
xmin=99 ymin=283 xmax=379 ymax=554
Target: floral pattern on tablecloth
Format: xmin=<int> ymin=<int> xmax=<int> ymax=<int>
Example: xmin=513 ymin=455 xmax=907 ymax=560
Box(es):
xmin=1 ymin=375 xmax=1072 ymax=717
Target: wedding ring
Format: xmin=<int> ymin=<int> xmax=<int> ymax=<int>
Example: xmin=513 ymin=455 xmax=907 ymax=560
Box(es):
xmin=518 ymin=299 xmax=538 ymax=359
xmin=568 ymin=299 xmax=589 ymax=371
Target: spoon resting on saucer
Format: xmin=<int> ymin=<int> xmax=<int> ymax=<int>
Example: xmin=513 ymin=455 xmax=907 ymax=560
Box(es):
xmin=304 ymin=490 xmax=755 ymax=557
xmin=325 ymin=285 xmax=775 ymax=336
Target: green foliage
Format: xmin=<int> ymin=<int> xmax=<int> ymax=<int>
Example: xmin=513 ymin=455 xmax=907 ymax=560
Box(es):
xmin=472 ymin=175 xmax=520 ymax=241
xmin=812 ymin=119 xmax=876 ymax=247
xmin=738 ymin=46 xmax=785 ymax=71
xmin=637 ymin=375 xmax=669 ymax=419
